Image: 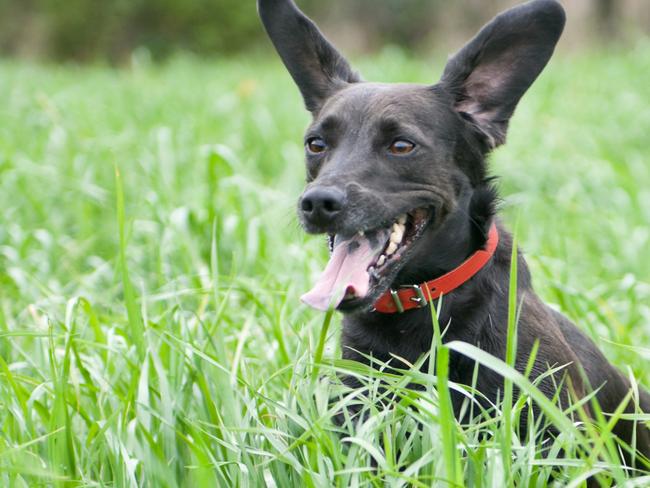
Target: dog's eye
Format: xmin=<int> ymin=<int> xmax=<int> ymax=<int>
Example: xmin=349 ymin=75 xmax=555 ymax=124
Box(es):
xmin=389 ymin=139 xmax=415 ymax=155
xmin=306 ymin=137 xmax=327 ymax=154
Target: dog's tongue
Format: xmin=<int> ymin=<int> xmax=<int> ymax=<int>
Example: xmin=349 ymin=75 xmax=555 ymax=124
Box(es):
xmin=301 ymin=229 xmax=389 ymax=311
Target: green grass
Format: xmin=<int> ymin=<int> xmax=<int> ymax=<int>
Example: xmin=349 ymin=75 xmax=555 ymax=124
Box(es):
xmin=1 ymin=42 xmax=650 ymax=486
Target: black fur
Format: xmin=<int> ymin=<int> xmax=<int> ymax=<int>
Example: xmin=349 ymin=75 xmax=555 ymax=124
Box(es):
xmin=258 ymin=0 xmax=650 ymax=469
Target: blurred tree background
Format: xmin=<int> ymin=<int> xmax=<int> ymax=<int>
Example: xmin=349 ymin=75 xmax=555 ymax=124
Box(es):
xmin=0 ymin=0 xmax=649 ymax=63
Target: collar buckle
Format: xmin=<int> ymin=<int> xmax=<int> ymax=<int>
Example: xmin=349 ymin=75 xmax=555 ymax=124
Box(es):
xmin=390 ymin=284 xmax=428 ymax=313
xmin=400 ymin=284 xmax=428 ymax=308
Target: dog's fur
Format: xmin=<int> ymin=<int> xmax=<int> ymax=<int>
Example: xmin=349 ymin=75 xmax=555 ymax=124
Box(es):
xmin=258 ymin=0 xmax=650 ymax=467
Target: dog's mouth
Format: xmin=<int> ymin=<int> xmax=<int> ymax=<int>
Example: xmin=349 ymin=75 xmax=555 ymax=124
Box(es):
xmin=301 ymin=207 xmax=432 ymax=312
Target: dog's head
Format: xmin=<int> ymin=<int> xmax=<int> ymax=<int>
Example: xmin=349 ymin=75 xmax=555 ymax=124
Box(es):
xmin=259 ymin=0 xmax=565 ymax=313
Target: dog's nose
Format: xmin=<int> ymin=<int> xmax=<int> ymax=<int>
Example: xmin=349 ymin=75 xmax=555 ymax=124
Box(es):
xmin=300 ymin=186 xmax=345 ymax=226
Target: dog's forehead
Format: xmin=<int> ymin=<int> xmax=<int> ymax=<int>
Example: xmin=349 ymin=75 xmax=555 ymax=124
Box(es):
xmin=315 ymin=82 xmax=447 ymax=124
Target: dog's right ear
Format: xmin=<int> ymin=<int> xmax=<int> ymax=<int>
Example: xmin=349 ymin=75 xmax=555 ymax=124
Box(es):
xmin=258 ymin=0 xmax=360 ymax=114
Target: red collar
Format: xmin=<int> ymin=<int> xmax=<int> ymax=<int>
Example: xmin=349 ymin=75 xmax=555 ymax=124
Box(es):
xmin=373 ymin=222 xmax=499 ymax=313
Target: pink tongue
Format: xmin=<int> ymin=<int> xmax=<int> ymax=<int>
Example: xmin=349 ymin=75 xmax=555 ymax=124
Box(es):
xmin=301 ymin=229 xmax=389 ymax=311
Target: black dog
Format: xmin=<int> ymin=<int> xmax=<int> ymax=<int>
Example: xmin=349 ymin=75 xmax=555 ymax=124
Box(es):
xmin=258 ymin=0 xmax=650 ymax=467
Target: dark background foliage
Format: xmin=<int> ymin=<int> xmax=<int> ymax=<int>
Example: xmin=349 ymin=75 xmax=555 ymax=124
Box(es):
xmin=1 ymin=0 xmax=648 ymax=63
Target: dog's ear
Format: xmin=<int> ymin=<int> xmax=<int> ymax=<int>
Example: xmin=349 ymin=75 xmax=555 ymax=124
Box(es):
xmin=440 ymin=0 xmax=565 ymax=148
xmin=258 ymin=0 xmax=360 ymax=114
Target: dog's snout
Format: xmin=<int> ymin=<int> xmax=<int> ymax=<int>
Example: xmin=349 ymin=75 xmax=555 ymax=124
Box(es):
xmin=300 ymin=186 xmax=345 ymax=228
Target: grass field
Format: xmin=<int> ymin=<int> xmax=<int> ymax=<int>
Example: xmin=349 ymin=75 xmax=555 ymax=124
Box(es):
xmin=1 ymin=43 xmax=649 ymax=486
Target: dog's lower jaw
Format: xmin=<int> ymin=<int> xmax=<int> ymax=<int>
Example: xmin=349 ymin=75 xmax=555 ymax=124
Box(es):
xmin=305 ymin=205 xmax=440 ymax=313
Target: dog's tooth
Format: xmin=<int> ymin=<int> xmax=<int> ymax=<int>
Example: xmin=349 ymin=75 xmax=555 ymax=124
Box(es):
xmin=386 ymin=241 xmax=398 ymax=256
xmin=391 ymin=224 xmax=404 ymax=244
xmin=358 ymin=230 xmax=364 ymax=237
xmin=397 ymin=214 xmax=407 ymax=225
xmin=377 ymin=255 xmax=386 ymax=267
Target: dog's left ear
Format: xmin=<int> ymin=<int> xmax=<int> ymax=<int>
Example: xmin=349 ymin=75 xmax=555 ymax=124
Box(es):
xmin=258 ymin=0 xmax=360 ymax=114
xmin=440 ymin=0 xmax=565 ymax=148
